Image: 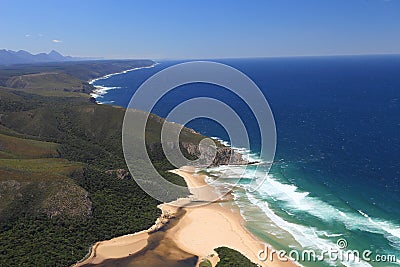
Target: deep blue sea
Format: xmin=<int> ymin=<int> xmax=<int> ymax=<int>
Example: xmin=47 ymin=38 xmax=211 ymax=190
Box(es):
xmin=92 ymin=56 xmax=400 ymax=266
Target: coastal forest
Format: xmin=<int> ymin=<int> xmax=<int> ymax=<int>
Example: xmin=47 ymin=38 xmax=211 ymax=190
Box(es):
xmin=0 ymin=60 xmax=255 ymax=266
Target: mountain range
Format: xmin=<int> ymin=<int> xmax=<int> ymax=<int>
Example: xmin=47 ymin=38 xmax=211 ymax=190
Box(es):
xmin=0 ymin=49 xmax=82 ymax=65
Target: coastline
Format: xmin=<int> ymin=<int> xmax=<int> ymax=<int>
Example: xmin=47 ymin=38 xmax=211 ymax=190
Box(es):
xmin=75 ymin=166 xmax=297 ymax=267
xmin=88 ymin=62 xmax=159 ymax=100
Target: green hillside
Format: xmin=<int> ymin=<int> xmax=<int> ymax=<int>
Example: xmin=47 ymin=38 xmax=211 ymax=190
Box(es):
xmin=0 ymin=60 xmax=195 ymax=266
xmin=5 ymin=72 xmax=92 ymax=97
xmin=0 ymin=60 xmax=250 ymax=267
xmin=0 ymin=133 xmax=59 ymax=158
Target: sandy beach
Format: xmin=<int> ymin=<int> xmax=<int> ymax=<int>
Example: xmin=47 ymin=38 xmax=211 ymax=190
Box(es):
xmin=75 ymin=166 xmax=297 ymax=267
xmin=74 ymin=231 xmax=149 ymax=266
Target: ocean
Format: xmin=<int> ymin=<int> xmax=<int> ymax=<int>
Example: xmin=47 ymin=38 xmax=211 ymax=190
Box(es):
xmin=91 ymin=55 xmax=400 ymax=266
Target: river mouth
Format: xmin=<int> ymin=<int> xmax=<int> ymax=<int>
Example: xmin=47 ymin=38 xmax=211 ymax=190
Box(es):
xmin=80 ymin=208 xmax=198 ymax=267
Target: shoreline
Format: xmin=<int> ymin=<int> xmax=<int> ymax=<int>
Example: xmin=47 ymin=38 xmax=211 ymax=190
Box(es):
xmin=75 ymin=166 xmax=297 ymax=267
xmin=88 ymin=62 xmax=159 ymax=100
xmin=169 ymin=167 xmax=297 ymax=267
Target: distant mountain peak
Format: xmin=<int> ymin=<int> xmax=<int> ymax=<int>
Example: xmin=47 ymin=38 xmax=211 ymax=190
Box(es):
xmin=0 ymin=49 xmax=81 ymax=65
xmin=48 ymin=50 xmax=65 ymax=60
xmin=49 ymin=50 xmax=62 ymax=56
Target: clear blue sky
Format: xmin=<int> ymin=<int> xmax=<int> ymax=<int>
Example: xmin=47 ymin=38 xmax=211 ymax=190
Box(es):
xmin=1 ymin=0 xmax=399 ymax=59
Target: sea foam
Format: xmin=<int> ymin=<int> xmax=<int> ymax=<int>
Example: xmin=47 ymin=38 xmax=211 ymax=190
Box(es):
xmin=206 ymin=137 xmax=400 ymax=253
xmin=246 ymin=192 xmax=373 ymax=267
xmin=89 ymin=62 xmax=159 ymax=103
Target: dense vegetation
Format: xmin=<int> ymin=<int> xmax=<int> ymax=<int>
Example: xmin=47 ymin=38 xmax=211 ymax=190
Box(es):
xmin=0 ymin=170 xmax=160 ymax=265
xmin=0 ymin=60 xmax=254 ymax=266
xmin=0 ymin=61 xmax=175 ymax=266
xmin=215 ymin=247 xmax=258 ymax=267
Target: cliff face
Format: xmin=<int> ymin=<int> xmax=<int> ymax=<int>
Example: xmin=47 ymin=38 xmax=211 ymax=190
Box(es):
xmin=181 ymin=142 xmax=248 ymax=167
xmin=147 ymin=142 xmax=248 ymax=167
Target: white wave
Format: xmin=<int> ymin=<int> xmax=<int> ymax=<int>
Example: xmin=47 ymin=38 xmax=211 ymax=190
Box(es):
xmin=205 ymin=164 xmax=400 ymax=256
xmin=210 ymin=136 xmax=230 ymax=147
xmin=255 ymin=175 xmax=336 ymax=221
xmin=210 ymin=136 xmax=262 ymax=163
xmin=201 ymin=148 xmax=399 ymax=265
xmin=360 ymin=210 xmax=400 ymax=246
xmin=90 ymin=86 xmax=122 ymax=99
xmin=318 ymin=231 xmax=343 ymax=238
xmin=246 ymin=192 xmax=372 ymax=267
xmin=247 ymin=191 xmax=323 ymax=248
xmin=357 ymin=210 xmax=369 ymax=218
xmin=209 ymin=139 xmax=400 ymax=252
xmin=357 ymin=210 xmax=400 ymax=241
xmin=207 ymin=165 xmax=247 ymax=178
xmin=249 ymin=172 xmax=400 ymax=245
xmin=88 ymin=62 xmax=159 ymax=85
xmin=97 ymin=100 xmax=115 ymax=105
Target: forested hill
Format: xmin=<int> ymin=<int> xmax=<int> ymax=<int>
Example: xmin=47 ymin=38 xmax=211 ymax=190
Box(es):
xmin=0 ymin=60 xmax=198 ymax=266
xmin=0 ymin=60 xmax=254 ymax=267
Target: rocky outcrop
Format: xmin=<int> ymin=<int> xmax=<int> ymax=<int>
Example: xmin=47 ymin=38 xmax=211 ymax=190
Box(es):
xmin=105 ymin=169 xmax=131 ymax=179
xmin=179 ymin=142 xmax=248 ymax=167
xmin=41 ymin=180 xmax=92 ymax=218
xmin=0 ymin=180 xmax=23 ymax=213
xmin=148 ymin=206 xmax=176 ymax=233
xmin=147 ymin=141 xmax=249 ymax=167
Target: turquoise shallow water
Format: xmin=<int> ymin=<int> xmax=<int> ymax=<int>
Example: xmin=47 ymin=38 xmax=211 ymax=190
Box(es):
xmin=202 ymin=160 xmax=400 ymax=266
xmin=92 ymin=56 xmax=400 ymax=266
